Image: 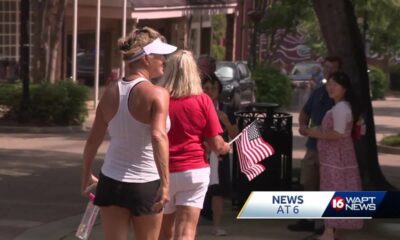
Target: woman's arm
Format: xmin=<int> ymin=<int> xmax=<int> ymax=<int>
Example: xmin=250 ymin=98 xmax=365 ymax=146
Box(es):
xmin=304 ymin=127 xmax=345 ymax=140
xmin=298 ymin=109 xmax=310 ymax=136
xmin=150 ymin=87 xmax=170 ymax=211
xmin=306 ymin=102 xmax=352 ymax=140
xmin=217 ymin=110 xmax=239 ymax=139
xmin=206 ymin=135 xmax=230 ymax=155
xmin=81 ymin=103 xmax=107 ymax=195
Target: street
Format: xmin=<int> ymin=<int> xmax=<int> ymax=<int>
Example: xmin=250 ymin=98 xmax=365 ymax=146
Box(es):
xmin=0 ymin=95 xmax=399 ymax=239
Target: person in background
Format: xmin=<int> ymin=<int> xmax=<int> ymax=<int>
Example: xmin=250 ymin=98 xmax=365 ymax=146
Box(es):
xmin=159 ymin=50 xmax=231 ymax=240
xmin=198 ymin=55 xmax=239 ymax=236
xmin=310 ymin=65 xmax=324 ymax=89
xmin=81 ymin=27 xmax=176 ymax=240
xmin=202 ymin=74 xmax=239 ymax=236
xmin=288 ymin=56 xmax=342 ymax=234
xmin=304 ymin=72 xmax=363 ymax=240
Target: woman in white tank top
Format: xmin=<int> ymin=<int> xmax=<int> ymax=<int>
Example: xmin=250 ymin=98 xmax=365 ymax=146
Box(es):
xmin=81 ymin=27 xmax=176 ymax=240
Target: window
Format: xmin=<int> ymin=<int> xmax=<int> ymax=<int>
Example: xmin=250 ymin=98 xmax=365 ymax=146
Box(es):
xmin=237 ymin=63 xmax=249 ymax=78
xmin=0 ymin=0 xmax=19 ymax=62
xmin=0 ymin=0 xmax=19 ymax=81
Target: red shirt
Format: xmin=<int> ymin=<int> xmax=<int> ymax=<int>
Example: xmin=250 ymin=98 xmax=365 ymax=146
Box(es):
xmin=168 ymin=93 xmax=223 ymax=172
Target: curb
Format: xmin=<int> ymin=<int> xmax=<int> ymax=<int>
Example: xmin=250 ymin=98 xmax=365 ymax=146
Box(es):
xmin=378 ymin=143 xmax=400 ymax=155
xmin=0 ymin=125 xmax=89 ymax=134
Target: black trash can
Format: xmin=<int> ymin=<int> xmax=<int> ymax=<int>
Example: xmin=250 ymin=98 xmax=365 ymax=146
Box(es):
xmin=231 ymin=103 xmax=293 ymax=209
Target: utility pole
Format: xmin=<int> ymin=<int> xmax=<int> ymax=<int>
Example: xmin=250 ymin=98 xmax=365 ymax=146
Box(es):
xmin=19 ymin=0 xmax=30 ymax=122
xmin=248 ymin=0 xmax=266 ymax=70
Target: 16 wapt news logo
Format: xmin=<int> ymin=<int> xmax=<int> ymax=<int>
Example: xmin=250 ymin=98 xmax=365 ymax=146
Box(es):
xmin=323 ymin=192 xmax=384 ymax=218
xmin=331 ymin=196 xmax=376 ymax=212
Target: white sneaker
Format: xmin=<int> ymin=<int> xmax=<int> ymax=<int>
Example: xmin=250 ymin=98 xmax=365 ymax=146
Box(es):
xmin=213 ymin=228 xmax=227 ymax=236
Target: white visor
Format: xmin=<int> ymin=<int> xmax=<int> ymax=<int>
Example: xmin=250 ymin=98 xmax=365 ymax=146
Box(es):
xmin=126 ymin=38 xmax=177 ymax=63
xmin=143 ymin=38 xmax=177 ymax=55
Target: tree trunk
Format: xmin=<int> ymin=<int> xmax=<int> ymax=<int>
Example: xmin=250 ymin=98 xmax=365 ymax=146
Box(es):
xmin=31 ymin=0 xmax=47 ymax=83
xmin=312 ymin=0 xmax=395 ymax=190
xmin=31 ymin=0 xmax=67 ymax=83
xmin=49 ymin=1 xmax=67 ymax=83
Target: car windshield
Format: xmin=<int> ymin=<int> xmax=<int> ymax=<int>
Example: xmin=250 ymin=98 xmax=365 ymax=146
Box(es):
xmin=291 ymin=64 xmax=321 ymax=76
xmin=215 ymin=63 xmax=235 ymax=81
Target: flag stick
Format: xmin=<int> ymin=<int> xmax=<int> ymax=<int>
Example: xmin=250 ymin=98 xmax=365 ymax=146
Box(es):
xmin=228 ymin=120 xmax=258 ymax=145
xmin=228 ymin=131 xmax=242 ymax=145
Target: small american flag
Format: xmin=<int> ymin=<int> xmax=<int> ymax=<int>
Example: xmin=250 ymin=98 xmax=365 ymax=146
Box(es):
xmin=235 ymin=121 xmax=274 ymax=181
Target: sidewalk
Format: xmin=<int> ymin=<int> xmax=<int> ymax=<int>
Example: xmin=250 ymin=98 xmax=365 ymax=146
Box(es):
xmin=15 ymin=209 xmax=400 ymax=240
xmin=6 ymin=96 xmax=400 ymax=240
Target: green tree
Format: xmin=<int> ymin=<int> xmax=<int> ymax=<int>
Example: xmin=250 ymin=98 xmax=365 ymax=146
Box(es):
xmin=354 ymin=0 xmax=400 ymax=68
xmin=259 ymin=0 xmax=314 ymax=62
xmin=211 ymin=15 xmax=226 ymax=60
xmin=302 ymin=0 xmax=400 ymax=65
xmin=297 ymin=6 xmax=327 ymax=56
xmin=253 ymin=64 xmax=292 ymax=107
xmin=312 ymin=0 xmax=394 ymax=189
xmin=31 ymin=0 xmax=68 ymax=83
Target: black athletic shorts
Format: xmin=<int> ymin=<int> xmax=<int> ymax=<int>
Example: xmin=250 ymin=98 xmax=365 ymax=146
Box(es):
xmin=94 ymin=172 xmax=161 ymax=216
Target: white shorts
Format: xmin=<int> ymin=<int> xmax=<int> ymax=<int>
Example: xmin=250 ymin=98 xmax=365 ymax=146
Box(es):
xmin=164 ymin=167 xmax=210 ymax=214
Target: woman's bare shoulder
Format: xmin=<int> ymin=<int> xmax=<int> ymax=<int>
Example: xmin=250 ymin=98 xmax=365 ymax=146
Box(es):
xmin=140 ymin=83 xmax=169 ymax=101
xmin=98 ymin=83 xmax=119 ymax=109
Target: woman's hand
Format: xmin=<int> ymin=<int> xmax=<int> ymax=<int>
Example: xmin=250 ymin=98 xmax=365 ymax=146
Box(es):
xmin=152 ymin=186 xmax=170 ymax=213
xmin=221 ymin=142 xmax=231 ymax=155
xmin=303 ymin=127 xmax=320 ymax=138
xmin=298 ymin=125 xmax=308 ymax=136
xmin=81 ymin=174 xmax=98 ymax=197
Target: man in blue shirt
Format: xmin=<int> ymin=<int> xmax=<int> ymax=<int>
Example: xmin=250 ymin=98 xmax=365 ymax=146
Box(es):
xmin=288 ymin=56 xmax=342 ymax=233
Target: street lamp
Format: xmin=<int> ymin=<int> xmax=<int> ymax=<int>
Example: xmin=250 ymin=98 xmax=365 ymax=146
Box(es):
xmin=19 ymin=0 xmax=30 ymax=122
xmin=248 ymin=9 xmax=264 ymax=70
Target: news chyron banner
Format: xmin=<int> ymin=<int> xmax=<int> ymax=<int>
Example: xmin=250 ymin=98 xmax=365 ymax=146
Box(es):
xmin=237 ymin=192 xmax=400 ymax=219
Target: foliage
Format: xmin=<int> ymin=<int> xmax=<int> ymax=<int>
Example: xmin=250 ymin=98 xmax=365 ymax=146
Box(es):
xmin=381 ymin=134 xmax=400 ymax=147
xmin=0 ymin=80 xmax=89 ymax=125
xmin=259 ymin=0 xmax=316 ymax=61
xmin=0 ymin=82 xmax=23 ymax=106
xmin=261 ymin=0 xmax=400 ymax=61
xmin=297 ymin=9 xmax=327 ymax=56
xmin=353 ymin=0 xmax=400 ymax=58
xmin=369 ymin=65 xmax=389 ymax=100
xmin=211 ymin=15 xmax=226 ymax=41
xmin=303 ymin=0 xmax=400 ymax=60
xmin=261 ymin=0 xmax=312 ymax=33
xmin=252 ymin=64 xmax=292 ymax=107
xmin=211 ymin=15 xmax=226 ymax=60
xmin=211 ymin=44 xmax=225 ymax=61
xmin=388 ymin=64 xmax=400 ymax=90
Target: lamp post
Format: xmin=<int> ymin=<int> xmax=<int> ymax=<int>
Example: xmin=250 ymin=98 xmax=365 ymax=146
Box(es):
xmin=248 ymin=9 xmax=264 ymax=70
xmin=19 ymin=0 xmax=30 ymax=122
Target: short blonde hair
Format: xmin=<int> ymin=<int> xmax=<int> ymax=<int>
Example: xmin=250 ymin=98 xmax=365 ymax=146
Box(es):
xmin=118 ymin=27 xmax=165 ymax=62
xmin=161 ymin=50 xmax=203 ymax=98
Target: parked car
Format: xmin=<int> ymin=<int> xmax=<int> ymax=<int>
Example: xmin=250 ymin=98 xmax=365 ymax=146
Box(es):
xmin=76 ymin=50 xmax=106 ymax=85
xmin=289 ymin=61 xmax=322 ymax=88
xmin=289 ymin=61 xmax=322 ymax=110
xmin=215 ymin=61 xmax=256 ymax=110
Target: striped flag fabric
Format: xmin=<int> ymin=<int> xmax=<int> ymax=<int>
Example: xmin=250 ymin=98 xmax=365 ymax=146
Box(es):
xmin=235 ymin=121 xmax=274 ymax=181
